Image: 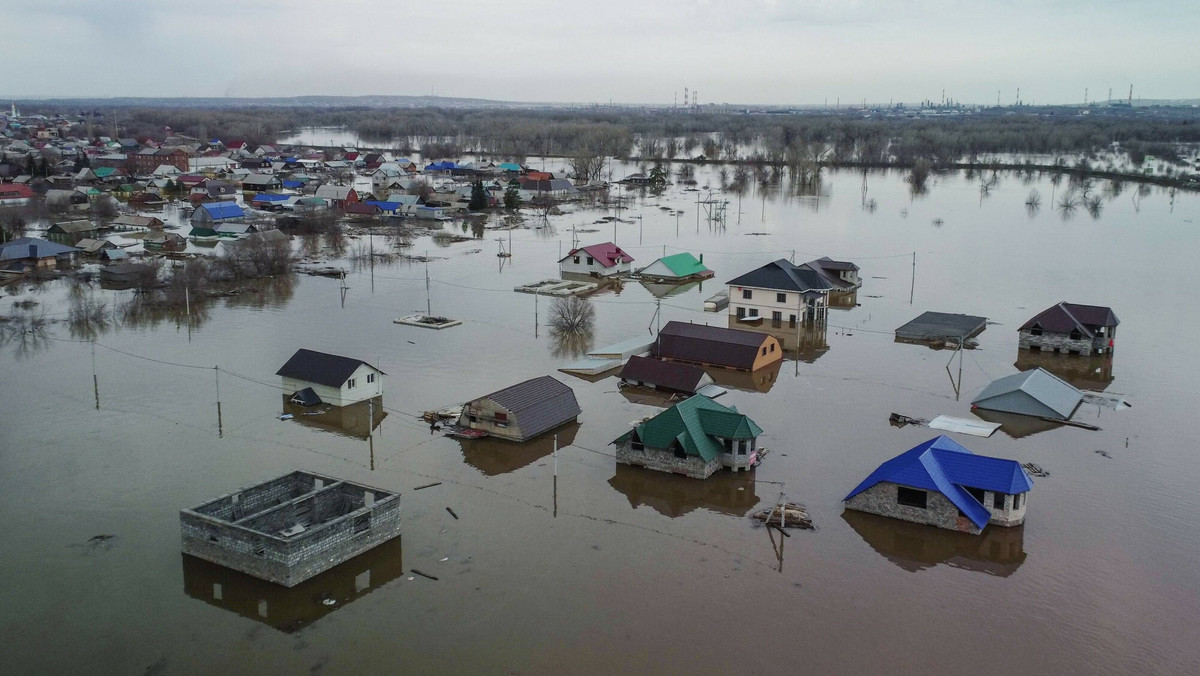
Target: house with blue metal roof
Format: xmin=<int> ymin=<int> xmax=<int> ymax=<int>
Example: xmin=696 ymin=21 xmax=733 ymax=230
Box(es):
xmin=190 ymin=201 xmax=245 ymax=226
xmin=843 ymin=436 xmax=1033 ymax=534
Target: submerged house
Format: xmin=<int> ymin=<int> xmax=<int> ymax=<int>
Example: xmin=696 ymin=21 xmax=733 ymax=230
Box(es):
xmin=971 ymin=367 xmax=1083 ymax=421
xmin=180 ymin=470 xmax=402 ymax=587
xmin=619 ymin=355 xmax=714 ymax=395
xmin=637 ymin=252 xmax=713 ymax=282
xmin=612 ymin=395 xmax=764 ymax=479
xmin=558 ymin=242 xmax=634 ymax=277
xmin=895 ymin=311 xmax=987 ymax=345
xmin=1019 ymin=302 xmax=1119 ymax=356
xmin=190 ymin=201 xmax=245 ymax=226
xmin=843 ymin=435 xmax=1033 ymax=534
xmin=0 ymin=236 xmax=79 ymax=272
xmin=457 ymin=375 xmax=581 ymax=443
xmin=276 ymin=349 xmax=384 ymax=408
xmin=654 ymin=320 xmax=782 ymax=372
xmin=726 ymin=259 xmax=836 ymax=326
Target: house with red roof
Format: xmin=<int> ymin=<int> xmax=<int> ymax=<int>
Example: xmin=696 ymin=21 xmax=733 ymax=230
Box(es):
xmin=558 ymin=241 xmax=634 ymax=277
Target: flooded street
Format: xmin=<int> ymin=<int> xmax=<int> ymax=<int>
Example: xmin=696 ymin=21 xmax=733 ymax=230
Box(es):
xmin=3 ymin=165 xmax=1199 ymax=674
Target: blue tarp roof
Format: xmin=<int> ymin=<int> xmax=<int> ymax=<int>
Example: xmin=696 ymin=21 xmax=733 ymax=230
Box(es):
xmin=843 ymin=435 xmax=1033 ymax=530
xmin=251 ymin=193 xmax=290 ymax=202
xmin=199 ymin=201 xmax=245 ymax=220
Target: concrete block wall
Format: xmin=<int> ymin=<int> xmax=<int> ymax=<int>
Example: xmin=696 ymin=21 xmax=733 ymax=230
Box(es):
xmin=615 ymin=443 xmax=721 ymax=479
xmin=195 ymin=472 xmax=317 ymax=521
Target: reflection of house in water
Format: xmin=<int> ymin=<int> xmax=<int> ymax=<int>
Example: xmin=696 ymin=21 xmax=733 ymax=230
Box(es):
xmin=703 ymin=358 xmax=782 ymax=393
xmin=827 ymin=288 xmax=859 ymax=310
xmin=1015 ymin=350 xmax=1114 ymax=391
xmin=458 ymin=421 xmax=580 ymax=476
xmin=639 ymin=278 xmax=704 ymax=299
xmin=181 ymin=537 xmax=404 ymax=633
xmin=281 ymin=395 xmax=386 ymax=440
xmin=607 ymin=464 xmax=760 ymax=518
xmin=725 ymin=315 xmax=829 ymax=363
xmin=842 ymin=510 xmax=1027 ymax=577
xmin=970 ymin=409 xmax=1062 ymax=439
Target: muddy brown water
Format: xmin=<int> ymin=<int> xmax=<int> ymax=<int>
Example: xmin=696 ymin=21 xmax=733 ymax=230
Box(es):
xmin=2 ymin=166 xmax=1199 ymax=674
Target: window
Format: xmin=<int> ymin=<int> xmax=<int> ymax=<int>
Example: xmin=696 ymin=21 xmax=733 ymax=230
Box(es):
xmin=366 ymin=373 xmax=375 ymax=384
xmin=772 ymin=311 xmax=782 ymax=327
xmin=1069 ymin=330 xmax=1082 ymax=340
xmin=789 ymin=314 xmax=797 ymax=328
xmin=965 ymin=487 xmax=985 ymax=505
xmin=347 ymin=378 xmax=357 ymax=389
xmin=573 ymin=255 xmax=580 ymax=264
xmin=494 ymin=412 xmax=508 ymax=422
xmin=993 ymin=493 xmax=1006 ymax=509
xmin=737 ymin=441 xmax=747 ymax=456
xmin=897 ymin=486 xmax=927 ymax=509
xmin=1013 ymin=493 xmax=1022 ymax=509
xmin=1030 ymin=326 xmax=1043 ymax=336
xmin=749 ymin=309 xmax=758 ymax=317
xmin=586 ymin=256 xmax=594 ymax=265
xmin=736 ymin=307 xmax=746 ymax=318
xmin=672 ymin=442 xmax=686 ymax=459
xmin=776 ymin=293 xmax=787 ymax=303
xmin=761 ymin=347 xmax=767 ymax=356
xmin=742 ymin=289 xmax=752 ymax=300
xmin=353 ymin=515 xmax=370 ymax=534
xmin=770 ymin=343 xmax=775 ymax=352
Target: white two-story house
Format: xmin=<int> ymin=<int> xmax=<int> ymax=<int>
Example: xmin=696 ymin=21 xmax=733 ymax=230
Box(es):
xmin=726 ymin=259 xmax=838 ymax=326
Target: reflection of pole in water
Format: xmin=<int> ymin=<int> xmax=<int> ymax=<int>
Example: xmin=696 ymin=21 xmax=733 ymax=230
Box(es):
xmin=553 ymin=434 xmax=558 ymax=518
xmin=910 ymin=251 xmax=916 ymax=305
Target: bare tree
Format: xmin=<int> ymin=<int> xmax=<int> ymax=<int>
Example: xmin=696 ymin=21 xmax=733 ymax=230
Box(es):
xmin=549 ymin=296 xmax=595 ymax=335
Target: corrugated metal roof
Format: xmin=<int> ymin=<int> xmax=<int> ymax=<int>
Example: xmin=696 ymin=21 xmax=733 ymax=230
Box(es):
xmin=199 ymin=201 xmax=245 ymax=220
xmin=1019 ymin=301 xmax=1119 ymax=337
xmin=619 ymin=394 xmax=761 ymax=463
xmin=844 ymin=435 xmax=1033 ymax=530
xmin=652 ymin=252 xmax=711 ymax=278
xmin=654 ymin=321 xmax=773 ymax=370
xmin=275 ymin=349 xmax=382 ymax=389
xmin=0 ymin=236 xmax=79 ymax=261
xmin=478 ymin=375 xmax=580 ymax=441
xmin=971 ymin=368 xmax=1082 ymax=420
xmin=895 ymin=311 xmax=987 ymax=341
xmin=619 ymin=355 xmax=708 ymax=393
xmin=726 ymin=259 xmax=833 ymax=293
xmin=560 ymin=242 xmax=634 ymax=267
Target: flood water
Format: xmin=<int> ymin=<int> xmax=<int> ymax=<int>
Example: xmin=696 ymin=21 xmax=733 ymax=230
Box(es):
xmin=3 ymin=164 xmax=1199 ymax=674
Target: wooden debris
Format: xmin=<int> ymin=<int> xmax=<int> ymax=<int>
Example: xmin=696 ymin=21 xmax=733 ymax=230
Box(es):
xmin=446 ymin=507 xmax=459 ymax=520
xmin=1039 ymin=416 xmax=1101 ymax=431
xmin=1021 ymin=462 xmax=1049 ymax=478
xmin=413 ymin=482 xmax=441 ymax=491
xmin=751 ymin=503 xmax=814 ymax=530
xmin=889 ymin=412 xmax=926 ymax=428
xmin=410 ymin=569 xmax=439 ymax=581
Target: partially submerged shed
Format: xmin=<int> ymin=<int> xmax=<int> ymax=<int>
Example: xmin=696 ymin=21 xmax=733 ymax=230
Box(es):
xmin=971 ymin=367 xmax=1083 ymax=421
xmin=896 ymin=311 xmax=987 ymax=344
xmin=457 ymin=375 xmax=581 ymax=442
xmin=654 ymin=320 xmax=781 ymax=372
xmin=180 ymin=470 xmax=402 ymax=587
xmin=619 ymin=355 xmax=714 ymax=395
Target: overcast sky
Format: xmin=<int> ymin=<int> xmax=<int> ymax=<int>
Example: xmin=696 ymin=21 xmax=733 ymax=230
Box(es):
xmin=3 ymin=0 xmax=1196 ymax=105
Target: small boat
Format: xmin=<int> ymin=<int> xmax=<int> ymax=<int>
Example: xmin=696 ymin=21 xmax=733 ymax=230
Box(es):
xmin=444 ymin=427 xmax=487 ymax=440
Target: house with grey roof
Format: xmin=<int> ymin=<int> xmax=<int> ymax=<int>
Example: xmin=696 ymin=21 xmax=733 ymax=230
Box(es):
xmin=971 ymin=367 xmax=1082 ymax=421
xmin=276 ymin=349 xmax=384 ymax=407
xmin=456 ymin=375 xmax=581 ymax=443
xmin=726 ymin=258 xmax=837 ymax=326
xmin=1019 ymin=301 xmax=1119 ymax=356
xmin=0 ymin=236 xmax=79 ymax=272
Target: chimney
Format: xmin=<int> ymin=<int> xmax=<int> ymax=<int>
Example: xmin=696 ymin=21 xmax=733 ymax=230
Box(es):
xmin=699 ymin=253 xmax=703 ymax=264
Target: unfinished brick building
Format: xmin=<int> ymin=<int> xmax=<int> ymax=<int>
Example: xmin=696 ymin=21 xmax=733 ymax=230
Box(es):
xmin=180 ymin=471 xmax=401 ymax=587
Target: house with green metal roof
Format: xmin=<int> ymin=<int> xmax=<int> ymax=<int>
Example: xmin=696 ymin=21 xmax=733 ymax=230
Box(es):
xmin=637 ymin=252 xmax=713 ymax=281
xmin=612 ymin=395 xmax=764 ymax=479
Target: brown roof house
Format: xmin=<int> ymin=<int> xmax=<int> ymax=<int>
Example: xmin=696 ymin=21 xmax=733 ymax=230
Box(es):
xmin=1019 ymin=302 xmax=1119 ymax=356
xmin=653 ymin=321 xmax=782 ymax=372
xmin=456 ymin=376 xmax=581 ymax=442
xmin=619 ymin=355 xmax=714 ymax=395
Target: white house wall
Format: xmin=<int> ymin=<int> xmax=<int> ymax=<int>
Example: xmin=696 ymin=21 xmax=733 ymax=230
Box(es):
xmin=281 ymin=363 xmax=383 ymax=408
xmin=726 ymin=285 xmax=814 ymax=323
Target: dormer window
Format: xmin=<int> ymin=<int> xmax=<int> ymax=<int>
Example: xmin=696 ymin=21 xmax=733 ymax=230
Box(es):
xmin=1030 ymin=325 xmax=1043 ymax=336
xmin=1069 ymin=329 xmax=1082 ymax=340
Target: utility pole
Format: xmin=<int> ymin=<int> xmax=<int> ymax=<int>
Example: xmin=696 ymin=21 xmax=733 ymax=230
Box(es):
xmin=214 ymin=366 xmax=223 ymax=437
xmin=425 ymin=252 xmax=431 ymax=316
xmin=910 ymin=252 xmax=916 ymax=304
xmin=91 ymin=339 xmax=99 ymax=410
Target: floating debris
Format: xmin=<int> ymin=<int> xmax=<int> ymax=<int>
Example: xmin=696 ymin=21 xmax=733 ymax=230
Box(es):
xmin=410 ymin=569 xmax=439 ymax=581
xmin=751 ymin=503 xmax=814 ymax=530
xmin=1022 ymin=462 xmax=1050 ymax=477
xmin=889 ymin=412 xmax=926 ymax=428
xmin=1094 ymin=450 xmax=1112 ymax=459
xmin=394 ymin=314 xmax=462 ymax=330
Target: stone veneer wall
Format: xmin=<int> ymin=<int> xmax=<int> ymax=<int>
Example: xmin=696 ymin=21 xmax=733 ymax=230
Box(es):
xmin=1019 ymin=329 xmax=1107 ymax=356
xmin=845 ymin=482 xmax=982 ymax=534
xmin=615 ymin=442 xmax=721 ymax=479
xmin=988 ymin=490 xmax=1028 ymax=527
